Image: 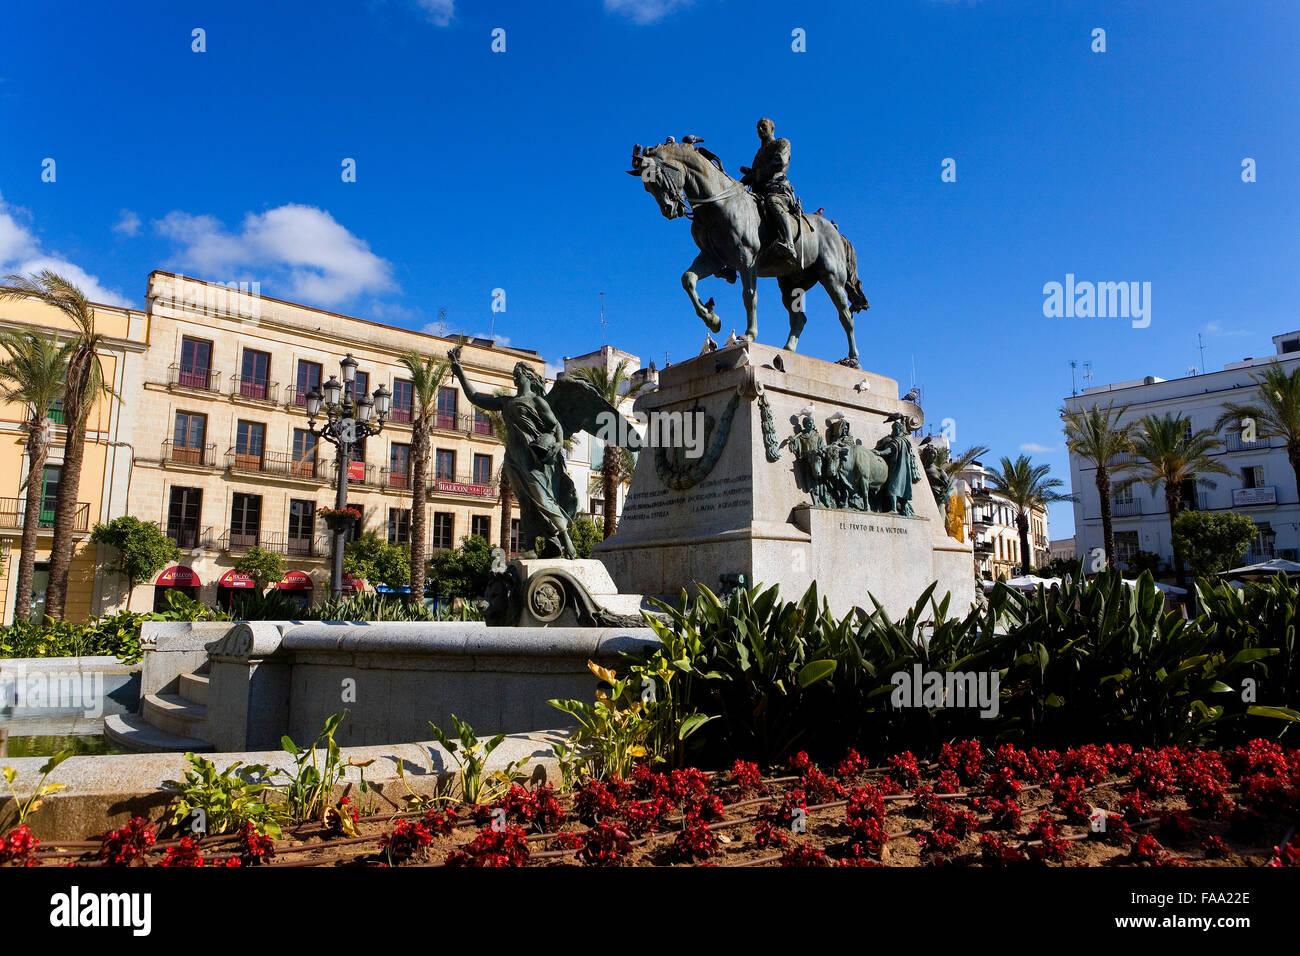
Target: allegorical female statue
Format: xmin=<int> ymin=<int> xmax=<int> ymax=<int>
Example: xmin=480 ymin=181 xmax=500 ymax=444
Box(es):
xmin=448 ymin=345 xmax=639 ymax=559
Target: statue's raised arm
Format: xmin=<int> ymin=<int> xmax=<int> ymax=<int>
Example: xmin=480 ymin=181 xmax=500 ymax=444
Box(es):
xmin=447 ymin=345 xmax=506 ymax=412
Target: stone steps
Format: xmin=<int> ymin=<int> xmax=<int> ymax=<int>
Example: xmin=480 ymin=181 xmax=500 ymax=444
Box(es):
xmin=142 ymin=693 xmax=208 ymax=738
xmin=178 ymin=671 xmax=209 ymax=706
xmin=104 ymin=712 xmax=213 ymax=753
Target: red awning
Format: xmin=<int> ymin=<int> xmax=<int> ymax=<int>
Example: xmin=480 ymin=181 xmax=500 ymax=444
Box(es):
xmin=218 ymin=570 xmax=257 ymax=589
xmin=156 ymin=566 xmax=201 ymax=587
xmin=277 ymin=570 xmax=315 ymax=591
xmin=342 ymin=574 xmax=366 ymax=593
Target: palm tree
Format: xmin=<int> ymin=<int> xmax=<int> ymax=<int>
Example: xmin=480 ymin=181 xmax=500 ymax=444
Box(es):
xmin=0 ymin=328 xmax=71 ymax=622
xmin=1213 ymin=361 xmax=1300 ymax=502
xmin=1060 ymin=401 xmax=1133 ymax=571
xmin=570 ymin=360 xmax=633 ymax=536
xmin=985 ymin=455 xmax=1072 ymax=574
xmin=942 ymin=443 xmax=991 ymax=480
xmin=1 ymin=272 xmax=114 ymax=620
xmin=396 ymin=350 xmax=449 ymax=602
xmin=1121 ymin=412 xmax=1232 ymax=587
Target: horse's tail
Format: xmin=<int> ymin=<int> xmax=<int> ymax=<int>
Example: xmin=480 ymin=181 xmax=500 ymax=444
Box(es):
xmin=839 ymin=233 xmax=870 ymax=314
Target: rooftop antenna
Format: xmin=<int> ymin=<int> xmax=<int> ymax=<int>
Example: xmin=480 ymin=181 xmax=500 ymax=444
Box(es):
xmin=1082 ymin=361 xmax=1093 ymax=390
xmin=599 ymin=292 xmax=608 ymax=346
xmin=1069 ymin=360 xmax=1079 ymax=396
xmin=436 ymin=306 xmax=447 ymax=338
xmin=1198 ymin=332 xmax=1207 ymax=375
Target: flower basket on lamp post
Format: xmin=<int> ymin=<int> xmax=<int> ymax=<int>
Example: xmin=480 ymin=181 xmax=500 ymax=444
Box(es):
xmin=319 ymin=506 xmax=363 ymax=535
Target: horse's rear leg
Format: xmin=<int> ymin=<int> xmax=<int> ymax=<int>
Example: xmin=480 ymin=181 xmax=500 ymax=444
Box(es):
xmin=821 ymin=274 xmax=860 ymax=367
xmin=741 ymin=267 xmax=758 ymax=341
xmin=779 ymin=276 xmax=808 ymax=351
xmin=682 ymin=250 xmax=722 ymax=333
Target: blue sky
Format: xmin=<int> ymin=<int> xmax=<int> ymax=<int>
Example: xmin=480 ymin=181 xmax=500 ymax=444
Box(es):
xmin=1 ymin=0 xmax=1297 ymax=536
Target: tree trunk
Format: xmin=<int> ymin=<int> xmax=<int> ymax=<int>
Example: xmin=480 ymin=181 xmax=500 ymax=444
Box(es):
xmin=13 ymin=426 xmax=46 ymax=623
xmin=1167 ymin=491 xmax=1186 ymax=588
xmin=1290 ymin=443 xmax=1300 ymax=507
xmin=1096 ymin=467 xmax=1114 ymax=572
xmin=601 ymin=447 xmax=619 ymax=537
xmin=498 ymin=479 xmax=514 ymax=553
xmin=45 ymin=396 xmax=87 ymax=621
xmin=408 ymin=423 xmax=429 ymax=603
xmin=1017 ymin=511 xmax=1032 ymax=575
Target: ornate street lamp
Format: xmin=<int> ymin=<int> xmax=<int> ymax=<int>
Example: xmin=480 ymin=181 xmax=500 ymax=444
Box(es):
xmin=304 ymin=353 xmax=389 ymax=600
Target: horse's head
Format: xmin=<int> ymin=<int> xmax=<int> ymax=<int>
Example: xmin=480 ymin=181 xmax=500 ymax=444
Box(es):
xmin=627 ymin=143 xmax=689 ymax=220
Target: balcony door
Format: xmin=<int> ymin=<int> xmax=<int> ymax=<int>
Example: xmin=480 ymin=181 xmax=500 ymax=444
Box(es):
xmin=179 ymin=337 xmax=213 ymax=389
xmin=436 ymin=387 xmax=457 ymax=429
xmin=235 ymin=420 xmax=266 ymax=471
xmin=230 ymin=493 xmax=262 ymax=550
xmin=39 ymin=465 xmax=61 ymax=528
xmin=292 ymin=428 xmax=318 ymax=478
xmin=288 ymin=499 xmax=315 ymax=556
xmin=167 ymin=487 xmax=203 ymax=548
xmin=240 ymin=349 xmax=271 ymax=399
xmin=173 ymin=412 xmax=207 ymax=465
xmin=296 ymin=359 xmax=322 ymax=407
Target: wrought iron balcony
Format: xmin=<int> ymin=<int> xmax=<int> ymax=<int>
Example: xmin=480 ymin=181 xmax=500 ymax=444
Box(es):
xmin=1111 ymin=499 xmax=1141 ymax=517
xmin=0 ymin=498 xmax=90 ymax=533
xmin=219 ymin=529 xmax=329 ymax=557
xmin=427 ymin=471 xmax=499 ymax=498
xmin=225 ymin=448 xmax=325 ymax=480
xmin=230 ymin=377 xmax=280 ymax=404
xmin=167 ymin=363 xmax=221 ymax=392
xmin=162 ymin=439 xmax=217 ymax=468
xmin=1226 ymin=432 xmax=1272 ymax=453
xmin=166 ymin=523 xmax=215 ymax=550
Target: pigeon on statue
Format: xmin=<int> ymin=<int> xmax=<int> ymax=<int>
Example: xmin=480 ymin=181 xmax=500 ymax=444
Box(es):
xmin=700 ymin=333 xmax=718 ymax=355
xmin=724 ymin=329 xmax=740 ymax=347
xmin=902 ymin=387 xmax=921 ymax=403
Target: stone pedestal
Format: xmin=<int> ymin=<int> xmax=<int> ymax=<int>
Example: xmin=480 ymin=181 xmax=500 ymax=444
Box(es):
xmin=510 ymin=559 xmax=658 ymax=628
xmin=595 ymin=342 xmax=974 ymax=620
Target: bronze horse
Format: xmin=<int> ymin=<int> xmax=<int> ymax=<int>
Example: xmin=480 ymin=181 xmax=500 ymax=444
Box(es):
xmin=629 ymin=140 xmax=869 ymax=367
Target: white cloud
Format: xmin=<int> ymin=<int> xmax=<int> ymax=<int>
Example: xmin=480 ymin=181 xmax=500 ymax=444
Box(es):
xmin=1019 ymin=442 xmax=1055 ymax=453
xmin=413 ymin=0 xmax=454 ymax=26
xmin=0 ymin=191 xmax=132 ymax=306
xmin=1204 ymin=320 xmax=1249 ymax=337
xmin=113 ymin=209 xmax=142 ymax=237
xmin=544 ymin=358 xmax=565 ymax=380
xmin=368 ymin=300 xmax=420 ymax=324
xmin=156 ymin=204 xmax=396 ymax=307
xmin=604 ymin=0 xmax=693 ymax=24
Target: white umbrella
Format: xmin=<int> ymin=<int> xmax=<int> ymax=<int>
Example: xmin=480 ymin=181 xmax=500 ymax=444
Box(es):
xmin=1220 ymin=558 xmax=1300 ymax=580
xmin=999 ymin=575 xmax=1063 ymax=591
xmin=1121 ymin=578 xmax=1187 ymax=596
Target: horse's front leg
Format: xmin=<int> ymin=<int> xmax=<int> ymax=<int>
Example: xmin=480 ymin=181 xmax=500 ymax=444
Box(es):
xmin=682 ymin=251 xmax=722 ymax=333
xmin=741 ymin=267 xmax=758 ymax=341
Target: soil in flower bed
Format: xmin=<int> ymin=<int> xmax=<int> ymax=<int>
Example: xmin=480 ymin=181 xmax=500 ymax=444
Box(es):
xmin=8 ymin=741 xmax=1299 ymax=868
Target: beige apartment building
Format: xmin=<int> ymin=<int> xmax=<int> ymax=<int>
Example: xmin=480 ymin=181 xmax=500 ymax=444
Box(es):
xmin=114 ymin=272 xmax=535 ymax=611
xmin=959 ymin=459 xmax=1051 ymax=579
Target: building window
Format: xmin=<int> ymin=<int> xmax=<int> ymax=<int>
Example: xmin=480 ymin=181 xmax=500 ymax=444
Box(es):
xmin=590 ymin=497 xmax=604 ymax=516
xmin=167 ymin=486 xmax=203 ymax=548
xmin=392 ymin=379 xmax=413 ymax=422
xmin=1242 ymin=466 xmax=1265 ymax=489
xmin=350 ymin=370 xmax=369 ymax=407
xmin=473 ymin=407 xmax=492 ymax=435
xmin=235 ymin=420 xmax=266 ymax=470
xmin=39 ymin=465 xmax=60 ymax=526
xmin=172 ymin=411 xmax=207 ymax=464
xmin=296 ymin=359 xmax=322 ymax=406
xmin=471 ymin=515 xmax=490 ymax=540
xmin=389 ymin=443 xmax=411 ymax=488
xmin=179 ymin=337 xmax=213 ymax=389
xmin=230 ymin=493 xmax=262 ymax=549
xmin=510 ymin=518 xmax=519 ymax=554
xmin=1114 ymin=531 xmax=1139 ymax=566
xmin=436 ymin=449 xmax=456 ymax=481
xmin=239 ymin=348 xmax=271 ymax=399
xmin=288 ymin=499 xmax=315 ymax=554
xmin=1250 ymin=524 xmax=1276 ymax=560
xmin=432 ymin=511 xmax=454 ymax=550
xmin=292 ymin=428 xmax=318 ymax=477
xmin=473 ymin=453 xmax=492 ymax=485
xmin=437 ymin=387 xmax=458 ymax=429
xmin=388 ymin=508 xmax=411 ymax=545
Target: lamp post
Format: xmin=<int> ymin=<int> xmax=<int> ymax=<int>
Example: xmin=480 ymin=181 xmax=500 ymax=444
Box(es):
xmin=304 ymin=354 xmax=392 ymax=599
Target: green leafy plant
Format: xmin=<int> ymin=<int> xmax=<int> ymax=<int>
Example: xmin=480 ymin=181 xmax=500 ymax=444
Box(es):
xmin=550 ymin=662 xmax=657 ymax=782
xmin=233 ymin=545 xmax=287 ymax=591
xmin=1172 ymin=510 xmax=1258 ymax=579
xmin=426 ymin=534 xmax=495 ymax=600
xmin=344 ymin=532 xmax=411 ymax=591
xmin=277 ymin=710 xmax=350 ymax=823
xmin=162 ymin=752 xmax=284 ymax=837
xmin=2 ymin=750 xmax=71 ymax=825
xmin=427 ymin=714 xmax=528 ymax=803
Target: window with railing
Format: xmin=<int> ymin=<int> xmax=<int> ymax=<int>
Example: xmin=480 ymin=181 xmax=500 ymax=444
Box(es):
xmin=235 ymin=420 xmax=266 ymax=471
xmin=471 ymin=515 xmax=490 ymax=540
xmin=389 ymin=443 xmax=411 ymax=488
xmin=391 ymin=378 xmax=413 ymax=423
xmin=473 ymin=453 xmax=493 ymax=485
xmin=436 ymin=387 xmax=458 ymax=429
xmin=167 ymin=486 xmax=204 ymax=548
xmin=172 ymin=412 xmax=208 ymax=465
xmin=237 ymin=348 xmax=273 ymax=400
xmin=436 ymin=449 xmax=456 ymax=481
xmin=229 ymin=493 xmax=262 ymax=550
xmin=288 ymin=499 xmax=316 ymax=555
xmin=295 ymin=359 xmax=322 ymax=407
xmin=178 ymin=337 xmax=214 ymax=390
xmin=473 ymin=407 xmax=492 ymax=435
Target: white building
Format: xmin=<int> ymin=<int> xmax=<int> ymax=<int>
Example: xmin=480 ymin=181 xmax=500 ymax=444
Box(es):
xmin=557 ymin=346 xmax=657 ymax=523
xmin=1063 ymin=330 xmax=1300 ymax=571
xmin=959 ymin=459 xmax=1051 ymax=579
